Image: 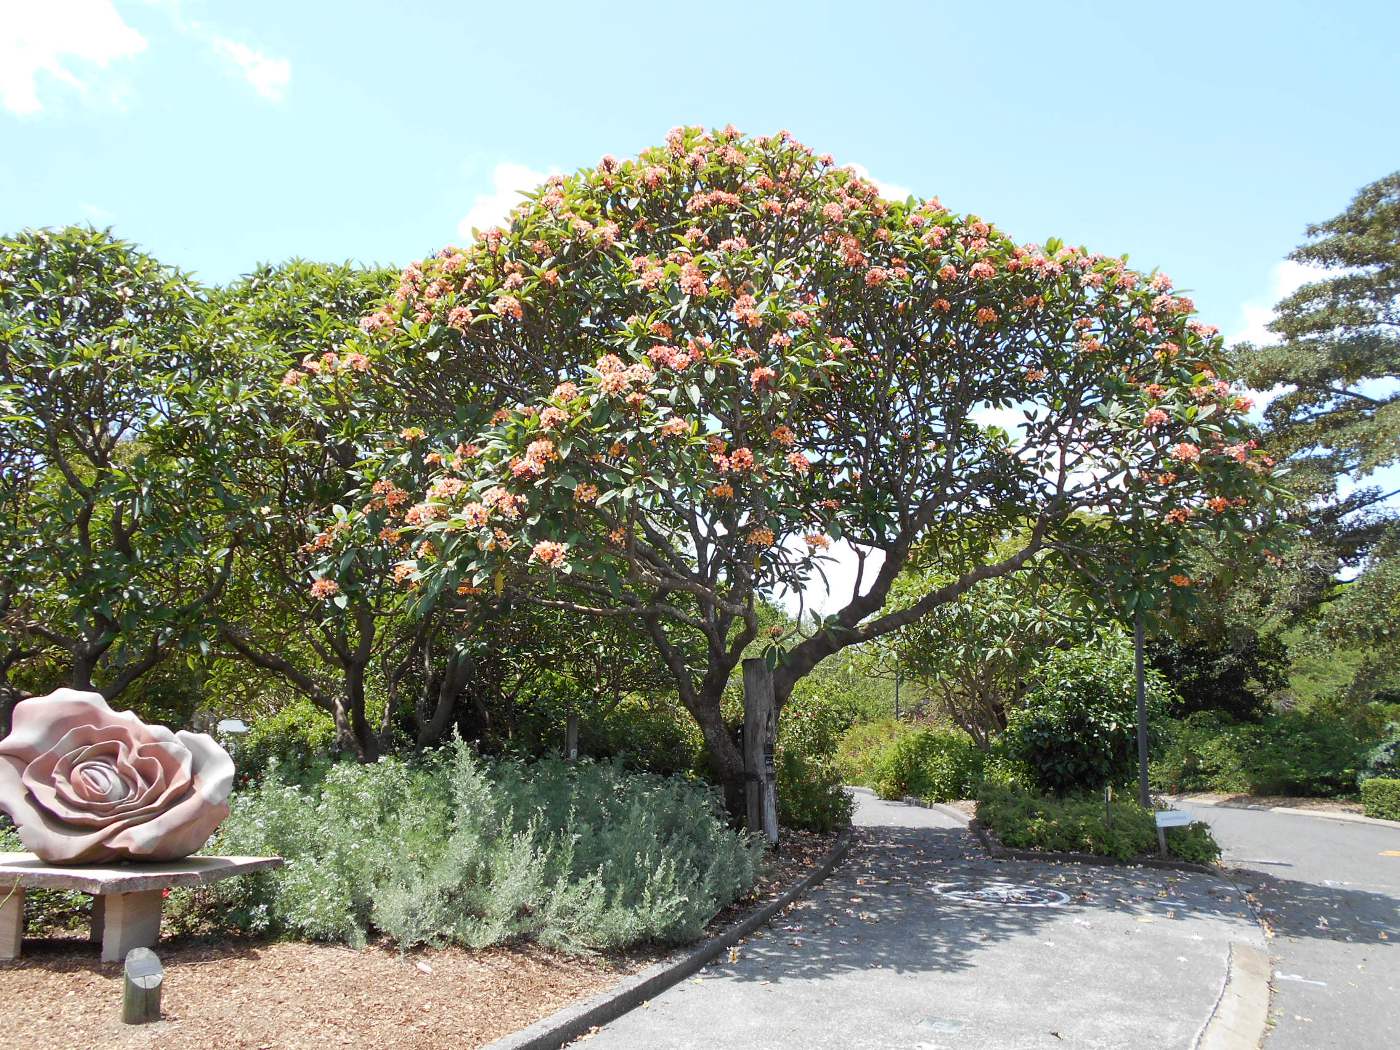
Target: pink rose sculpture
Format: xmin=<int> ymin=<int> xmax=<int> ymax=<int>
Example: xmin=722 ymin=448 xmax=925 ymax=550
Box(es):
xmin=0 ymin=689 xmax=235 ymax=864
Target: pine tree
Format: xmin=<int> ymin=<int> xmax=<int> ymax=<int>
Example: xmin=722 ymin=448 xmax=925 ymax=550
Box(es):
xmin=1233 ymin=173 xmax=1400 ymax=691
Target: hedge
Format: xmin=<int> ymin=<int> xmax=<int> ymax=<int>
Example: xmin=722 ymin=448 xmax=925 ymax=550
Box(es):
xmin=1360 ymin=777 xmax=1400 ymax=821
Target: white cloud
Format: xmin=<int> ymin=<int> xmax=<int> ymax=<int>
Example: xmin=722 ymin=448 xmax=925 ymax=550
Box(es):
xmin=774 ymin=539 xmax=886 ymax=618
xmin=458 ymin=163 xmax=554 ymax=239
xmin=1230 ymin=259 xmax=1328 ymax=420
xmin=1229 ymin=259 xmax=1324 ymax=347
xmin=207 ymin=34 xmax=290 ymax=102
xmin=0 ymin=0 xmax=146 ymax=116
xmin=848 ymin=162 xmax=913 ymax=203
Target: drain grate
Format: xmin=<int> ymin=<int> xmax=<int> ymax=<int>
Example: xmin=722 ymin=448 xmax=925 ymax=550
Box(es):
xmin=931 ymin=881 xmax=1070 ymax=908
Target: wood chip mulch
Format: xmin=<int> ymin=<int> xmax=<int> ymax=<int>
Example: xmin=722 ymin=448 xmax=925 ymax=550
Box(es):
xmin=1175 ymin=791 xmax=1364 ymax=815
xmin=0 ymin=828 xmax=841 ymax=1050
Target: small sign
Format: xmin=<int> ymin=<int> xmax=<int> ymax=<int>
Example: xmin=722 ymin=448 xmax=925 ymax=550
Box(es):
xmin=1155 ymin=810 xmax=1193 ymax=828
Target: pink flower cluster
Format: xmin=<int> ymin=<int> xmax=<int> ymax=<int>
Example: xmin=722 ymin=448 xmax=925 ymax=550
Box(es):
xmin=531 ymin=540 xmax=568 ymax=568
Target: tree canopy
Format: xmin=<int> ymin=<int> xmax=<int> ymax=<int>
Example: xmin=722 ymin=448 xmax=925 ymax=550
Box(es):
xmin=0 ymin=227 xmax=231 ymax=701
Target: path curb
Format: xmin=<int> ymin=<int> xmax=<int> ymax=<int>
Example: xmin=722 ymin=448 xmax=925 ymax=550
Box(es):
xmin=1171 ymin=795 xmax=1400 ymax=830
xmin=1191 ymin=942 xmax=1271 ymax=1050
xmin=480 ymin=828 xmax=856 ymax=1050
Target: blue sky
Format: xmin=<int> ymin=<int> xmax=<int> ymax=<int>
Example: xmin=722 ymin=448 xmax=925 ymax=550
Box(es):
xmin=3 ymin=0 xmax=1397 ymax=340
xmin=3 ymin=0 xmax=1397 ymax=604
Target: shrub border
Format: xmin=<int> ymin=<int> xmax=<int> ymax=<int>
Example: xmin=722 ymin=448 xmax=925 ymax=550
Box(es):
xmin=893 ymin=793 xmax=1222 ymax=875
xmin=481 ymin=828 xmax=855 ymax=1050
xmin=968 ymin=818 xmax=1220 ymax=875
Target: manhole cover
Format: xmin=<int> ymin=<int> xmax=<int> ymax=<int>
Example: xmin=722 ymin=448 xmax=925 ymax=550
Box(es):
xmin=931 ymin=882 xmax=1070 ymax=908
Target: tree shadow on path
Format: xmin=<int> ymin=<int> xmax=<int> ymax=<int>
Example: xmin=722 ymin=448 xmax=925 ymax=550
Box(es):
xmin=705 ymin=821 xmax=1260 ymax=985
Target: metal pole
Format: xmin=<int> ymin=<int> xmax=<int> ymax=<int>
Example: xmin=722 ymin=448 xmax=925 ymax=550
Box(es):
xmin=1134 ymin=607 xmax=1151 ymax=809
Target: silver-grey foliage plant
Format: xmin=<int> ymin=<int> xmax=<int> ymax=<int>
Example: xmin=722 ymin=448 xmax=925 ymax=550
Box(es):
xmin=173 ymin=741 xmax=762 ymax=953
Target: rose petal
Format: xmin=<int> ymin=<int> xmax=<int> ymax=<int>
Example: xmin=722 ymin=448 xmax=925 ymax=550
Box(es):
xmin=0 ymin=690 xmax=160 ymax=762
xmin=104 ymin=788 xmax=229 ymax=861
xmin=104 ymin=732 xmax=234 ymax=861
xmin=177 ymin=731 xmax=234 ymax=807
xmin=24 ymin=728 xmax=141 ymax=825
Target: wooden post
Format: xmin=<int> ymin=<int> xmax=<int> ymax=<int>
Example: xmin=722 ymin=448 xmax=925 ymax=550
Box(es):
xmin=122 ymin=947 xmax=163 ymax=1024
xmin=565 ymin=712 xmax=580 ymax=763
xmin=1134 ymin=608 xmax=1151 ymax=810
xmin=742 ymin=658 xmax=779 ymax=846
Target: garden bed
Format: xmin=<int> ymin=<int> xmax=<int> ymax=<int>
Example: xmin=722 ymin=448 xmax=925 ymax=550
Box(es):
xmin=0 ymin=828 xmax=840 ymax=1050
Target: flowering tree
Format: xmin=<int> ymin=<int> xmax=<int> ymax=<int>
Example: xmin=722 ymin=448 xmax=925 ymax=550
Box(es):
xmin=339 ymin=127 xmax=1282 ymax=803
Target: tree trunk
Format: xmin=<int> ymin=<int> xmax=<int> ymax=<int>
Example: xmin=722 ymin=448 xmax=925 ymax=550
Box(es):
xmin=687 ymin=686 xmax=747 ymax=819
xmin=345 ymin=662 xmax=380 ymax=762
xmin=0 ymin=687 xmax=20 ymax=738
xmin=70 ymin=653 xmax=97 ymax=692
xmin=414 ymin=651 xmax=473 ymax=748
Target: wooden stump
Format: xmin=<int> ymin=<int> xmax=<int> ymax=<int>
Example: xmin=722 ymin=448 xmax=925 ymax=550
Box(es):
xmin=122 ymin=947 xmax=163 ymax=1024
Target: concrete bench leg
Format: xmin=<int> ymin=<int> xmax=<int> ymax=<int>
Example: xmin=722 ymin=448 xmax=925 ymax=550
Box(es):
xmin=99 ymin=891 xmax=163 ymax=963
xmin=90 ymin=893 xmax=105 ymax=943
xmin=1 ymin=884 xmax=23 ymax=960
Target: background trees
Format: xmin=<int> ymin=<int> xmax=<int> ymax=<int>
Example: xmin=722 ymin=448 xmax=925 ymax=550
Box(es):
xmin=1 ymin=152 xmax=1390 ymax=837
xmin=873 ymin=547 xmax=1095 ymax=748
xmin=0 ymin=227 xmax=233 ymax=703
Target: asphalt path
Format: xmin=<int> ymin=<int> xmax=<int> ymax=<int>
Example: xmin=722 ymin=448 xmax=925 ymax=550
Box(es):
xmin=578 ymin=791 xmax=1260 ymax=1050
xmin=1188 ymin=805 xmax=1400 ymax=1049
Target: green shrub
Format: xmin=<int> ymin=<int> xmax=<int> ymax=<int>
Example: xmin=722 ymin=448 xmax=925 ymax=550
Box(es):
xmin=587 ymin=698 xmax=705 ymax=775
xmin=168 ymin=742 xmax=760 ymax=952
xmin=835 ymin=718 xmax=911 ymax=788
xmin=976 ymin=784 xmax=1220 ymax=864
xmin=1359 ymin=721 xmax=1400 ymax=785
xmin=1151 ymin=711 xmax=1255 ymax=794
xmin=1006 ymin=636 xmax=1174 ymax=796
xmin=237 ymin=698 xmax=338 ymax=784
xmin=1153 ymin=708 xmax=1375 ymax=798
xmin=873 ymin=727 xmax=983 ymax=803
xmin=775 ymin=689 xmax=854 ymax=832
xmin=496 ymin=686 xmax=704 ymax=777
xmin=982 ymin=736 xmax=1034 ymax=790
xmin=1242 ymin=711 xmax=1369 ymax=796
xmin=1360 ymin=778 xmax=1400 ymax=821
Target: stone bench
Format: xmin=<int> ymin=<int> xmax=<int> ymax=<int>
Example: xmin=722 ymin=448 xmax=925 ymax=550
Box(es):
xmin=0 ymin=852 xmax=282 ymax=962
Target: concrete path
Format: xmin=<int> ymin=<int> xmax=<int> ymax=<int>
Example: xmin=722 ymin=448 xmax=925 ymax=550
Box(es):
xmin=1189 ymin=804 xmax=1400 ymax=1050
xmin=577 ymin=791 xmax=1262 ymax=1050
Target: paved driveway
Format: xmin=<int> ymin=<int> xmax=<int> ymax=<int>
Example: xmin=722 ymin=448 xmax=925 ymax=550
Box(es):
xmin=1188 ymin=805 xmax=1400 ymax=1050
xmin=577 ymin=791 xmax=1261 ymax=1050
